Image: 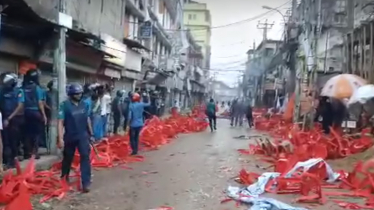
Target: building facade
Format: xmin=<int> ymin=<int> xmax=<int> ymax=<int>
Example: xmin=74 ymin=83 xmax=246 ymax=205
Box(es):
xmin=243 ymin=40 xmax=283 ymax=107
xmin=212 ymin=81 xmax=236 ymax=103
xmin=183 ymin=0 xmax=211 ymax=76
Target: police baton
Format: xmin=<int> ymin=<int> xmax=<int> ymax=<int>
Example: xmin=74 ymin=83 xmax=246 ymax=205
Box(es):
xmin=89 ymin=141 xmax=101 ymax=160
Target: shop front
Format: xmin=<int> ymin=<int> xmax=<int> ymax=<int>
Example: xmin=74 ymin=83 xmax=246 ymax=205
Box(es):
xmin=38 ymin=38 xmax=105 ymax=86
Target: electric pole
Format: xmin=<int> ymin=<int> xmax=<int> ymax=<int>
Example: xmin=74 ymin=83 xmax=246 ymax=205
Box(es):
xmin=257 ymin=19 xmax=274 ymax=41
xmin=291 ymin=0 xmax=300 ymax=124
xmin=257 ymin=19 xmax=273 ymax=106
xmin=309 ymin=0 xmax=322 ymax=128
xmin=50 ymin=0 xmax=67 ymax=154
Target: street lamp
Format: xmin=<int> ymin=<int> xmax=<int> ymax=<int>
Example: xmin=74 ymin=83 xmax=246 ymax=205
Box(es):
xmin=262 ymin=5 xmax=287 ymax=40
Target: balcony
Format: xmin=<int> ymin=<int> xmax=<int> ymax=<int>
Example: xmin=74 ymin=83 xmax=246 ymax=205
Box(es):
xmin=126 ymin=0 xmax=146 ymax=19
xmin=148 ymin=6 xmax=172 ymax=48
xmin=158 ymin=55 xmax=175 ymax=71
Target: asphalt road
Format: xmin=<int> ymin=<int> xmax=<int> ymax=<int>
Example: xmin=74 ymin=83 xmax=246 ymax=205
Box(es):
xmin=36 ymin=119 xmax=344 ymax=210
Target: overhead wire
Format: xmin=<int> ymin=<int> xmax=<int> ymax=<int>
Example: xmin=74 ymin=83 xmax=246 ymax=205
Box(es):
xmin=0 ymin=1 xmax=291 ymax=65
xmin=170 ymin=0 xmax=292 ymax=32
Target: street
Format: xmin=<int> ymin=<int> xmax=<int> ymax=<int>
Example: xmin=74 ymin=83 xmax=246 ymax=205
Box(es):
xmin=38 ymin=119 xmax=341 ymax=210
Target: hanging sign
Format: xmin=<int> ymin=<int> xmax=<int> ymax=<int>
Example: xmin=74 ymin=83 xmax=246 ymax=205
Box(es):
xmin=140 ymin=21 xmax=153 ymax=39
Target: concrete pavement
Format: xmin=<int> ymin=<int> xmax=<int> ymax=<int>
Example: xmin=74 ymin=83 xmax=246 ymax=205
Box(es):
xmin=34 ymin=119 xmax=340 ymax=210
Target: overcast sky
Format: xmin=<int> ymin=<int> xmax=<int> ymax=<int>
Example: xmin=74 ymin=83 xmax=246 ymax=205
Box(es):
xmin=196 ymin=0 xmax=291 ymax=87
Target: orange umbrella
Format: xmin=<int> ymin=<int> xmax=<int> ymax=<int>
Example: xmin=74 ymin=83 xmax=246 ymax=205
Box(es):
xmin=321 ymin=74 xmax=367 ymax=99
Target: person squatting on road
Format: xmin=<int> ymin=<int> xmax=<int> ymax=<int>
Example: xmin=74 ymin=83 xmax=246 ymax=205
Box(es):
xmin=58 ymin=83 xmax=94 ymax=193
xmin=128 ymin=92 xmax=150 ymax=155
xmin=22 ymin=69 xmax=47 ymax=160
xmin=0 ymin=73 xmax=25 ymax=168
xmin=205 ymin=98 xmax=217 ymax=132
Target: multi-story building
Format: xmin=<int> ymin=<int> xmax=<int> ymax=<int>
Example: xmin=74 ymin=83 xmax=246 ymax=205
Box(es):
xmin=282 ymin=0 xmax=354 ymax=119
xmin=344 ymin=0 xmax=374 ymax=83
xmin=296 ymin=0 xmax=353 ymax=76
xmin=212 ymin=81 xmax=237 ymax=103
xmin=0 ymin=0 xmax=190 ymax=154
xmin=183 ymin=1 xmax=211 ymax=77
xmin=243 ymin=40 xmax=283 ymax=107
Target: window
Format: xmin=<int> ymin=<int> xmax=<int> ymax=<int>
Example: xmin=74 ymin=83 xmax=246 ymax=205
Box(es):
xmin=205 ymin=11 xmax=210 ymax=22
xmin=264 ymin=48 xmax=274 ymax=56
xmin=189 ymin=14 xmax=196 ymax=20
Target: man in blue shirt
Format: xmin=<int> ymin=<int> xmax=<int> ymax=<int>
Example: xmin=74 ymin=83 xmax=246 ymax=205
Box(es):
xmin=22 ymin=69 xmax=47 ymax=159
xmin=128 ymin=92 xmax=150 ymax=155
xmin=0 ymin=73 xmax=25 ymax=167
xmin=58 ymin=83 xmax=94 ymax=193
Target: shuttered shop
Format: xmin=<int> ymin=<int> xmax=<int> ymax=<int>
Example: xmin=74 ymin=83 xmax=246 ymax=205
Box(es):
xmin=113 ymin=78 xmax=133 ymax=93
xmin=0 ymin=56 xmax=17 ymax=74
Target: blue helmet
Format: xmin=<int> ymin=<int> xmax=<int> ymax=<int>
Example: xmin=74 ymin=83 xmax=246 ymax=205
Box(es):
xmin=67 ymin=83 xmax=83 ymax=95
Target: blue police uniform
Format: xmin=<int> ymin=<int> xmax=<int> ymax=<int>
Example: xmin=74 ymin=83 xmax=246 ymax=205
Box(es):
xmin=122 ymin=97 xmax=131 ymax=131
xmin=0 ymin=87 xmax=25 ymax=166
xmin=58 ymin=99 xmax=91 ymax=189
xmin=128 ymin=100 xmax=150 ymax=155
xmin=23 ymin=82 xmax=44 ymax=158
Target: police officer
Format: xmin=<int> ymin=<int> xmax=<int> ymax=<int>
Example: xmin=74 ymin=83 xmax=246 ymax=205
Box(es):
xmin=111 ymin=90 xmax=124 ymax=134
xmin=122 ymin=91 xmax=132 ymax=131
xmin=58 ymin=83 xmax=94 ymax=193
xmin=0 ymin=73 xmax=24 ymax=167
xmin=22 ymin=69 xmax=47 ymax=159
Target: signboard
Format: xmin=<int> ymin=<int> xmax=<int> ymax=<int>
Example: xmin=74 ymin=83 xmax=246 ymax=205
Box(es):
xmin=140 ymin=21 xmax=153 ymax=39
xmin=342 ymin=121 xmax=356 ymax=128
xmin=104 ymin=68 xmax=121 ymax=79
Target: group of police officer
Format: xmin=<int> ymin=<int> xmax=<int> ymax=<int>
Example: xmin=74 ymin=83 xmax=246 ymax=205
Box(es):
xmin=0 ymin=68 xmax=161 ymax=192
xmin=0 ymin=69 xmax=48 ymax=169
xmin=0 ymin=69 xmax=93 ymax=192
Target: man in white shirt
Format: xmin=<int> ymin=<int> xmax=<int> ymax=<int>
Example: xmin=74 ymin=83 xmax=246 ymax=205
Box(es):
xmin=100 ymin=85 xmax=111 ymax=136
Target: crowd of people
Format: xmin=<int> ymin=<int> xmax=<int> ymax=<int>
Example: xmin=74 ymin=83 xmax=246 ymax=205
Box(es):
xmin=205 ymin=97 xmax=253 ymax=132
xmin=0 ymin=69 xmax=164 ymax=192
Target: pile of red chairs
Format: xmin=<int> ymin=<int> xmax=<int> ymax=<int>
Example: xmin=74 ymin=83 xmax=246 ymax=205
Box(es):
xmin=0 ymin=107 xmax=208 ymax=210
xmin=236 ymin=110 xmax=374 ymax=208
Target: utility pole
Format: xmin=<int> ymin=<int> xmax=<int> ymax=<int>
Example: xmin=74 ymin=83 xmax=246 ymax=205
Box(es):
xmin=257 ymin=19 xmax=274 ymax=41
xmin=257 ymin=19 xmax=273 ymax=106
xmin=308 ymin=0 xmax=322 ymax=128
xmin=212 ymin=72 xmax=217 ymax=98
xmin=50 ymin=0 xmax=67 ymax=154
xmin=291 ymin=0 xmax=301 ymax=123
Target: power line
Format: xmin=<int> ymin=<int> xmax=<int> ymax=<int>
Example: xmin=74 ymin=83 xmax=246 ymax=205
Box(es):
xmin=166 ymin=0 xmax=291 ymax=32
xmin=212 ymin=53 xmax=248 ymax=59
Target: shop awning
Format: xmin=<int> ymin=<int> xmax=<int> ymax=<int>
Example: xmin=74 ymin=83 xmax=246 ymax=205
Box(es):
xmin=123 ymin=38 xmax=150 ymax=52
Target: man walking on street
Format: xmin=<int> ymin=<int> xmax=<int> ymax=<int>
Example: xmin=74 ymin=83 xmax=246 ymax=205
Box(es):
xmin=230 ymin=98 xmax=240 ymax=126
xmin=128 ymin=92 xmax=150 ymax=155
xmin=58 ymin=83 xmax=94 ymax=193
xmin=246 ymin=103 xmax=253 ymax=128
xmin=205 ymin=98 xmax=217 ymax=132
